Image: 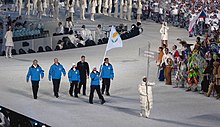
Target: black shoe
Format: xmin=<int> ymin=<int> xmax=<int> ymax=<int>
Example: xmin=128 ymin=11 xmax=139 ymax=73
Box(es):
xmin=70 ymin=94 xmax=73 ymax=97
xmin=89 ymin=102 xmax=93 ymax=104
xmin=83 ymin=93 xmax=86 ymax=96
xmin=185 ymin=88 xmax=191 ymax=92
xmin=34 ymin=97 xmax=37 ymax=99
xmin=193 ymin=88 xmax=198 ymax=92
xmin=179 ymin=86 xmax=185 ymax=88
xmin=74 ymin=95 xmax=78 ymax=98
xmin=55 ymin=96 xmax=59 ymax=98
xmin=106 ymin=93 xmax=110 ymax=96
xmin=101 ymin=100 xmax=105 ymax=105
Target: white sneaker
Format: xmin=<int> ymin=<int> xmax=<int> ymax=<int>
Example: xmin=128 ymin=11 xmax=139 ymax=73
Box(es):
xmin=5 ymin=56 xmax=8 ymax=59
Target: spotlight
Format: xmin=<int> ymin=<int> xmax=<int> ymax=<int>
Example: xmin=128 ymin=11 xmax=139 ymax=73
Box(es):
xmin=0 ymin=107 xmax=2 ymax=110
xmin=34 ymin=122 xmax=38 ymax=126
xmin=42 ymin=125 xmax=46 ymax=127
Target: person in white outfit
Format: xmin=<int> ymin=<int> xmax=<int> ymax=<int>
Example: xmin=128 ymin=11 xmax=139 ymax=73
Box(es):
xmin=65 ymin=0 xmax=70 ymax=17
xmin=97 ymin=0 xmax=102 ymax=14
xmin=54 ymin=0 xmax=60 ymax=20
xmin=90 ymin=0 xmax=97 ymax=21
xmin=80 ymin=0 xmax=87 ymax=20
xmin=103 ymin=0 xmax=109 ymax=16
xmin=37 ymin=0 xmax=43 ymax=19
xmin=108 ymin=0 xmax=112 ymax=16
xmin=49 ymin=0 xmax=54 ymax=17
xmin=127 ymin=0 xmax=132 ymax=21
xmin=123 ymin=0 xmax=128 ymax=20
xmin=138 ymin=76 xmax=154 ymax=118
xmin=136 ymin=0 xmax=142 ymax=23
xmin=42 ymin=0 xmax=48 ymax=16
xmin=160 ymin=22 xmax=169 ymax=47
xmin=69 ymin=0 xmax=75 ymax=22
xmin=114 ymin=0 xmax=118 ymax=17
xmin=32 ymin=0 xmax=38 ymax=15
xmin=17 ymin=0 xmax=23 ymax=16
xmin=119 ymin=0 xmax=124 ymax=19
xmin=4 ymin=26 xmax=14 ymax=58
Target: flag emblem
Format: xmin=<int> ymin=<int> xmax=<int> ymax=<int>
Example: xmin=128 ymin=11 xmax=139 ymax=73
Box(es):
xmin=105 ymin=26 xmax=123 ymax=52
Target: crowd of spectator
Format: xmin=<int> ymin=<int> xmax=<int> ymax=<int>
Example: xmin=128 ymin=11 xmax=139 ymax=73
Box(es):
xmin=5 ymin=15 xmax=48 ymax=41
xmin=140 ymin=0 xmax=220 ymax=37
xmin=157 ymin=33 xmax=220 ymax=100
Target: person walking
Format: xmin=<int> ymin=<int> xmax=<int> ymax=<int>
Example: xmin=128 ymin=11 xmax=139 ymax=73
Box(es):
xmin=26 ymin=59 xmax=44 ymax=99
xmin=4 ymin=26 xmax=14 ymax=58
xmin=138 ymin=76 xmax=154 ymax=118
xmin=77 ymin=55 xmax=90 ymax=95
xmin=100 ymin=58 xmax=114 ymax=96
xmin=68 ymin=63 xmax=80 ymax=97
xmin=89 ymin=66 xmax=105 ymax=104
xmin=48 ymin=58 xmax=66 ymax=98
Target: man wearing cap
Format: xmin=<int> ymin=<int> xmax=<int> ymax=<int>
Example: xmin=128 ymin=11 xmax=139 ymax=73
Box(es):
xmin=48 ymin=58 xmax=66 ymax=98
xmin=26 ymin=59 xmax=44 ymax=99
xmin=68 ymin=63 xmax=80 ymax=97
xmin=89 ymin=66 xmax=105 ymax=104
xmin=138 ymin=76 xmax=155 ymax=118
xmin=100 ymin=58 xmax=114 ymax=96
xmin=77 ymin=55 xmax=90 ymax=96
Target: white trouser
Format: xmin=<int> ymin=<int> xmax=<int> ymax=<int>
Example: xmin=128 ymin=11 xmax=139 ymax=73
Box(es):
xmin=127 ymin=7 xmax=132 ymax=21
xmin=5 ymin=46 xmax=12 ymax=58
xmin=114 ymin=3 xmax=118 ymax=17
xmin=80 ymin=7 xmax=85 ymax=20
xmin=140 ymin=95 xmax=152 ymax=117
xmin=91 ymin=13 xmax=95 ymax=21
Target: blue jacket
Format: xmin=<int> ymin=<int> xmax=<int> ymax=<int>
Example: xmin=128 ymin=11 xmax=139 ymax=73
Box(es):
xmin=26 ymin=65 xmax=44 ymax=81
xmin=100 ymin=63 xmax=114 ymax=79
xmin=90 ymin=71 xmax=100 ymax=86
xmin=68 ymin=68 xmax=80 ymax=82
xmin=48 ymin=63 xmax=66 ymax=80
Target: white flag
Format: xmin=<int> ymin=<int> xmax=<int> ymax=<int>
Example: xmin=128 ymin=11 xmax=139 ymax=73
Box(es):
xmin=105 ymin=26 xmax=123 ymax=52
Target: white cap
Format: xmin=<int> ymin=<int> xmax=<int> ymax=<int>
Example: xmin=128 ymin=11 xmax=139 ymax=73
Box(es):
xmin=92 ymin=66 xmax=96 ymax=69
xmin=72 ymin=63 xmax=76 ymax=66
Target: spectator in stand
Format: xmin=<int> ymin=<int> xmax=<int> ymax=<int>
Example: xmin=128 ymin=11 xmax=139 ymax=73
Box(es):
xmin=54 ymin=22 xmax=64 ymax=36
xmin=64 ymin=17 xmax=73 ymax=34
xmin=95 ymin=24 xmax=104 ymax=44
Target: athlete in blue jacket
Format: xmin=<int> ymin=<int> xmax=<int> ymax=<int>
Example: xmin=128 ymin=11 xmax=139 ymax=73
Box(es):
xmin=100 ymin=58 xmax=114 ymax=96
xmin=68 ymin=63 xmax=80 ymax=97
xmin=48 ymin=58 xmax=66 ymax=98
xmin=26 ymin=59 xmax=44 ymax=99
xmin=89 ymin=66 xmax=105 ymax=104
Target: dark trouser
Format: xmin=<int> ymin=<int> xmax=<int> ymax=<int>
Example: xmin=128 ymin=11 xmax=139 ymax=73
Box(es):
xmin=89 ymin=85 xmax=105 ymax=103
xmin=69 ymin=81 xmax=79 ymax=97
xmin=102 ymin=78 xmax=111 ymax=94
xmin=31 ymin=81 xmax=39 ymax=99
xmin=79 ymin=78 xmax=87 ymax=95
xmin=52 ymin=79 xmax=61 ymax=97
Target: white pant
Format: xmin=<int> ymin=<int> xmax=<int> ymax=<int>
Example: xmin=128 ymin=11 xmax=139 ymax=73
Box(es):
xmin=140 ymin=95 xmax=152 ymax=118
xmin=5 ymin=46 xmax=12 ymax=58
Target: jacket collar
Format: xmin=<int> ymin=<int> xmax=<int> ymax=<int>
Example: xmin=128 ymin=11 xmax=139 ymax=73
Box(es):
xmin=31 ymin=65 xmax=39 ymax=68
xmin=54 ymin=63 xmax=61 ymax=65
